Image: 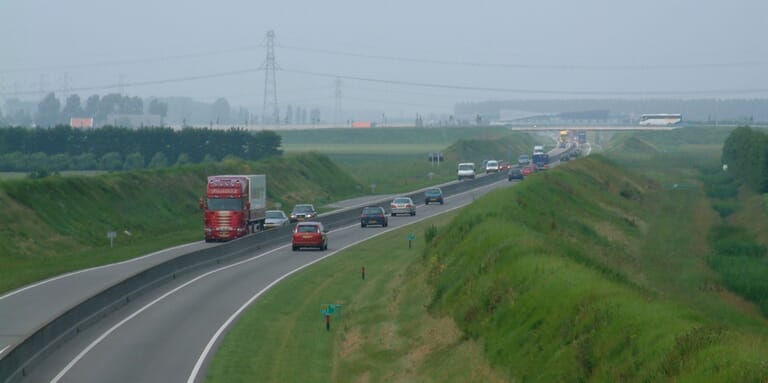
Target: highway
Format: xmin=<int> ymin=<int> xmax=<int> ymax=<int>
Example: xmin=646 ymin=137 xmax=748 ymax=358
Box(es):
xmin=0 ymin=241 xmax=219 ymax=355
xmin=10 ymin=175 xmax=517 ymax=383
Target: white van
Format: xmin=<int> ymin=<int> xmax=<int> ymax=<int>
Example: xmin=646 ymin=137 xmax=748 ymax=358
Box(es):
xmin=485 ymin=160 xmax=499 ymax=173
xmin=457 ymin=162 xmax=476 ymax=181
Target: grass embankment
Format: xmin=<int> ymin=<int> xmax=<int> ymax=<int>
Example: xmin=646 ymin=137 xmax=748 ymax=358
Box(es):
xmin=210 ymin=151 xmax=768 ymax=382
xmin=424 ymin=155 xmax=768 ymax=381
xmin=0 ymin=153 xmax=362 ymax=294
xmin=207 ymin=212 xmax=509 ymax=383
xmin=281 ymin=127 xmax=534 ymax=193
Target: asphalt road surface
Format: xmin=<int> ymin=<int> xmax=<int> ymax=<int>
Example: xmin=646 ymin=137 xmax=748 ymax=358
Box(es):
xmin=17 ymin=177 xmax=517 ymax=383
xmin=0 ymin=241 xmax=220 ymax=355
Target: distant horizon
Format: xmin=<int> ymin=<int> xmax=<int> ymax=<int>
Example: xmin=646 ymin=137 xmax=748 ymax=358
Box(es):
xmin=5 ymin=94 xmax=768 ymax=127
xmin=3 ymin=1 xmax=768 ymax=118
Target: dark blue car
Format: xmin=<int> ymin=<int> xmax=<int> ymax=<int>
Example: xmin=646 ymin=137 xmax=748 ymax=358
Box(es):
xmin=424 ymin=188 xmax=444 ymax=205
xmin=361 ymin=206 xmax=388 ymax=228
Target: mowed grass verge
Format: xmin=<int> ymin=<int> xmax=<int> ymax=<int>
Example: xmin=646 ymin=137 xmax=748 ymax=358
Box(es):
xmin=207 ymin=212 xmax=509 ymax=383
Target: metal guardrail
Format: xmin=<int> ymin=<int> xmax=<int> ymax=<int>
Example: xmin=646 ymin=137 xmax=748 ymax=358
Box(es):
xmin=0 ymin=171 xmax=505 ymax=383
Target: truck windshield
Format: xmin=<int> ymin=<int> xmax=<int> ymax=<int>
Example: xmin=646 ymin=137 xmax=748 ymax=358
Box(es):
xmin=207 ymin=198 xmax=243 ymax=211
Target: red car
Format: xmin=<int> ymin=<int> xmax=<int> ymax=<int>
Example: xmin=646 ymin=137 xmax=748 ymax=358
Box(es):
xmin=292 ymin=221 xmax=328 ymax=251
xmin=521 ymin=165 xmax=536 ymax=176
xmin=499 ymin=161 xmax=512 ymax=171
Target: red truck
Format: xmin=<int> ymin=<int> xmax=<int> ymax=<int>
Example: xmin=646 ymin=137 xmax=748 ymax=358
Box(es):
xmin=200 ymin=175 xmax=267 ymax=242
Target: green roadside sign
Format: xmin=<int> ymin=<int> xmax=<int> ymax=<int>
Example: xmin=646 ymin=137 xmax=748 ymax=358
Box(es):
xmin=321 ymin=304 xmax=342 ymax=318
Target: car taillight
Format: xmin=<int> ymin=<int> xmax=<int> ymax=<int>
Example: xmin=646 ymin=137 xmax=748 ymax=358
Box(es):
xmin=406 ymin=204 xmax=411 ymax=208
xmin=391 ymin=204 xmax=396 ymax=208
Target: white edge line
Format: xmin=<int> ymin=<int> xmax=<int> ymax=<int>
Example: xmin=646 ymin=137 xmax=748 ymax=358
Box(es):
xmin=0 ymin=242 xmax=203 ymax=302
xmin=49 ymin=242 xmax=287 ymax=383
xmin=0 ymin=345 xmax=9 ymax=357
xmin=184 ymin=190 xmax=502 ymax=382
xmin=52 ymin=179 xmax=508 ymax=383
xmin=2 ymin=174 xmax=488 ymax=303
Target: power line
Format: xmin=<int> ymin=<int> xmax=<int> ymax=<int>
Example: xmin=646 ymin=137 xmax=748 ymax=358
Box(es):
xmin=3 ymin=65 xmax=768 ymax=98
xmin=282 ymin=68 xmax=768 ymax=96
xmin=0 ymin=68 xmax=261 ymax=96
xmin=5 ymin=40 xmax=764 ymax=77
xmin=278 ymin=44 xmax=768 ymax=71
xmin=0 ymin=45 xmax=264 ymax=75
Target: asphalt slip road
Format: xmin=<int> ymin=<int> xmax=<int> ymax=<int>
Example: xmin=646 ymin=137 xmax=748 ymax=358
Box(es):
xmin=11 ymin=176 xmax=517 ymax=383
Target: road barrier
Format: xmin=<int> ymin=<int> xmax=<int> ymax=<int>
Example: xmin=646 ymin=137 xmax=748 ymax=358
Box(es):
xmin=0 ymin=171 xmax=504 ymax=383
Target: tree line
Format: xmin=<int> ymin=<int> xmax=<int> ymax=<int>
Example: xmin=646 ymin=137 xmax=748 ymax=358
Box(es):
xmin=1 ymin=93 xmax=329 ymax=128
xmin=0 ymin=126 xmax=282 ymax=172
xmin=34 ymin=93 xmax=168 ymax=128
xmin=721 ymin=126 xmax=768 ymax=192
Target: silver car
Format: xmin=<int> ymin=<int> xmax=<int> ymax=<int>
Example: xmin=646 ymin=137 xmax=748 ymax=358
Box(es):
xmin=264 ymin=210 xmax=290 ymax=229
xmin=290 ymin=204 xmax=317 ymax=222
xmin=390 ymin=197 xmax=416 ymax=216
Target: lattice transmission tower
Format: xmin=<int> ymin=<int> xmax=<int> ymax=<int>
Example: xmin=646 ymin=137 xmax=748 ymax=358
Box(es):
xmin=261 ymin=30 xmax=279 ymax=124
xmin=334 ymin=77 xmax=342 ymax=125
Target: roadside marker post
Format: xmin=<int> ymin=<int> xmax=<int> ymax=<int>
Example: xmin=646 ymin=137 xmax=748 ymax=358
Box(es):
xmin=107 ymin=231 xmax=117 ymax=248
xmin=321 ymin=304 xmax=343 ymax=331
xmin=407 ymin=233 xmax=416 ymax=249
xmin=362 ymin=266 xmax=365 ymax=280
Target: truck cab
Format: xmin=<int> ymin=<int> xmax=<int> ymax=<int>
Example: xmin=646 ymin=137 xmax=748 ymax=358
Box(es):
xmin=201 ymin=175 xmax=266 ymax=242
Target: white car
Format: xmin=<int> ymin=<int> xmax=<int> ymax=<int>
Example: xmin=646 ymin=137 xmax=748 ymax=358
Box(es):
xmin=485 ymin=160 xmax=499 ymax=173
xmin=264 ymin=210 xmax=290 ymax=229
xmin=390 ymin=197 xmax=416 ymax=216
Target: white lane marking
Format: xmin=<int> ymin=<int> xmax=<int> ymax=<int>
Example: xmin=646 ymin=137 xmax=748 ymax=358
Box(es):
xmin=0 ymin=345 xmax=9 ymax=356
xmin=0 ymin=242 xmax=204 ymax=302
xmin=48 ymin=242 xmax=290 ymax=383
xmin=3 ymin=177 xmax=492 ymax=303
xmin=52 ymin=179 xmax=508 ymax=383
xmin=185 ymin=184 xmax=507 ymax=382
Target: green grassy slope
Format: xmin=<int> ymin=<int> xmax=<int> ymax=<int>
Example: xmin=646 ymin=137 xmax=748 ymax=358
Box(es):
xmin=443 ymin=134 xmax=535 ymax=164
xmin=208 ymin=127 xmax=768 ymax=382
xmin=279 ymin=126 xmax=514 ymax=147
xmin=424 ymin=155 xmax=768 ymax=381
xmin=208 ymin=212 xmax=510 ymax=383
xmin=280 ymin=127 xmax=535 ymax=193
xmin=0 ymin=153 xmax=362 ymax=293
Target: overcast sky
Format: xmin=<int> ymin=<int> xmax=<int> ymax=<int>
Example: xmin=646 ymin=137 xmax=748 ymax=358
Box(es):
xmin=2 ymin=0 xmax=767 ymax=119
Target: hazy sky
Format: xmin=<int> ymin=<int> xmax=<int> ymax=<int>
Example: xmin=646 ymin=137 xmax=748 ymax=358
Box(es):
xmin=2 ymin=0 xmax=768 ymax=119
